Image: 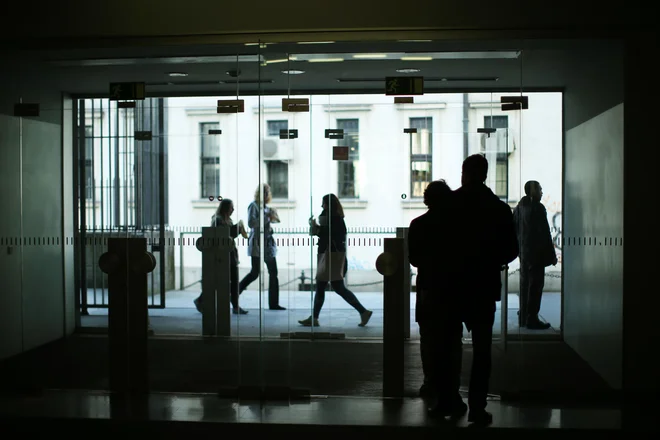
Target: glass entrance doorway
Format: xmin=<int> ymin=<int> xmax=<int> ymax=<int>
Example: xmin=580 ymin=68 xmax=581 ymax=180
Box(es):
xmin=73 ymin=41 xmax=564 ymax=399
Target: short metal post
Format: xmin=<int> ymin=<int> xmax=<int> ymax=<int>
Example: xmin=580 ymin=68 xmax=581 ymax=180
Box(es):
xmin=396 ymin=227 xmax=411 ymax=339
xmin=197 ymin=227 xmax=231 ymax=336
xmin=377 ymin=237 xmax=405 ymax=398
xmin=100 ymin=237 xmax=156 ymax=395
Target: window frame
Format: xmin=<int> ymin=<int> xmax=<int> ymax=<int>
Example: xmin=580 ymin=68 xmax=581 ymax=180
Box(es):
xmin=409 ymin=117 xmax=433 ymax=199
xmin=336 ymin=118 xmax=360 ymax=199
xmin=199 ymin=122 xmax=221 ymax=199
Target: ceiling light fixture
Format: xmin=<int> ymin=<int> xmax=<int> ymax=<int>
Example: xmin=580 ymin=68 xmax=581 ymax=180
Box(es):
xmin=396 ymin=68 xmax=421 ymax=73
xmin=401 ymin=56 xmax=433 ymax=61
xmin=308 ymin=58 xmax=344 ymax=63
xmin=168 ymin=72 xmax=188 ymax=77
xmin=353 ymin=54 xmax=388 ymax=59
xmin=266 ymin=58 xmax=290 ymax=64
xmin=282 ymin=69 xmax=305 ymax=75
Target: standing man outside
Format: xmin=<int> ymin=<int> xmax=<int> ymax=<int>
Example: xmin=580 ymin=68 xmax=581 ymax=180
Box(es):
xmin=513 ymin=180 xmax=557 ymax=330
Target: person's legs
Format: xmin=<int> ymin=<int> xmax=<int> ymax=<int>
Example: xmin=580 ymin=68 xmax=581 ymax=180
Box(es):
xmin=467 ymin=301 xmax=495 ymax=424
xmin=312 ymin=282 xmax=328 ymax=319
xmin=526 ymin=266 xmax=549 ymax=329
xmin=238 ymin=257 xmax=260 ymax=293
xmin=330 ymin=280 xmax=367 ymax=314
xmin=527 ymin=266 xmax=545 ymax=319
xmin=428 ymin=299 xmax=465 ymax=417
xmin=519 ymin=262 xmax=530 ymax=326
xmin=265 ymin=257 xmax=283 ymax=309
xmin=418 ymin=319 xmax=435 ymax=396
xmin=331 ymin=280 xmax=372 ymax=326
xmin=230 ymin=261 xmax=248 ymax=314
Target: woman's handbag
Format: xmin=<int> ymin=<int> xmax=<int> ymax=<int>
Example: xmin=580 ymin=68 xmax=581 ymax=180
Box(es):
xmin=316 ymin=250 xmax=346 ymax=282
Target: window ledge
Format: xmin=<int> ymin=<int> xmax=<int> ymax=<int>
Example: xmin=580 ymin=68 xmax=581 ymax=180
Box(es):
xmin=192 ymin=199 xmax=298 ymax=210
xmin=340 ymin=199 xmax=368 ymax=209
xmin=270 ymin=200 xmax=297 ymax=209
xmin=401 ymin=199 xmax=427 ymax=210
xmin=192 ymin=200 xmax=219 ymax=209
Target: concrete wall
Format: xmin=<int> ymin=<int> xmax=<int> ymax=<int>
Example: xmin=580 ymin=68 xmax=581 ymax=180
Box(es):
xmin=563 ymin=42 xmax=624 ymax=388
xmin=0 ymin=63 xmax=71 ymax=360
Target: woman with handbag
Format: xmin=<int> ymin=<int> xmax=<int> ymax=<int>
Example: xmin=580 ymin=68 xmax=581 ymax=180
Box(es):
xmin=298 ymin=194 xmax=373 ymax=327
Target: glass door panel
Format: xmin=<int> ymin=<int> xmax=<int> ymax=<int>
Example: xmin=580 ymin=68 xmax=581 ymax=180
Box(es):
xmin=511 ymin=91 xmax=563 ymax=338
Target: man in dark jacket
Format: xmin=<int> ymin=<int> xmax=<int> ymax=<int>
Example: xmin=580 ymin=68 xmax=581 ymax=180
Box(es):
xmin=513 ymin=180 xmax=557 ymax=330
xmin=454 ymin=154 xmax=518 ymax=426
xmin=408 ymin=180 xmax=464 ymax=416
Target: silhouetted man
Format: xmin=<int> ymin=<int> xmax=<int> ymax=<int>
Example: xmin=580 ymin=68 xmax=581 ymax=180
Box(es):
xmin=454 ymin=154 xmax=518 ymax=426
xmin=513 ymin=180 xmax=557 ymax=330
xmin=408 ymin=180 xmax=466 ymax=417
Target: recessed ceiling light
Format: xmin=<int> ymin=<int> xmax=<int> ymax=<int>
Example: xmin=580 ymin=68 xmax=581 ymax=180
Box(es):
xmin=308 ymin=58 xmax=344 ymax=63
xmin=401 ymin=56 xmax=433 ymax=61
xmin=282 ymin=70 xmax=305 ymax=75
xmin=396 ymin=68 xmax=421 ymax=73
xmin=353 ymin=54 xmax=388 ymax=59
xmin=168 ymin=72 xmax=188 ymax=77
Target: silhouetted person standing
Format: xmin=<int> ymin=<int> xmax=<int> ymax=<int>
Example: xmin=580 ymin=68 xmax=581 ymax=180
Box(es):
xmin=408 ymin=180 xmax=466 ymax=417
xmin=454 ymin=154 xmax=518 ymax=426
xmin=513 ymin=181 xmax=557 ymax=330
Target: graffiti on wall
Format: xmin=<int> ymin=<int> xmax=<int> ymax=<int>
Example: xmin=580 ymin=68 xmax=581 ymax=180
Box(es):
xmin=542 ymin=195 xmax=562 ymax=264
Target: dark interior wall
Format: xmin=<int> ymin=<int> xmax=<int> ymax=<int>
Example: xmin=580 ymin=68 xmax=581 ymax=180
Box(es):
xmin=0 ymin=63 xmax=68 ymax=360
xmin=562 ymin=42 xmax=624 ymax=388
xmin=622 ymin=33 xmax=659 ymax=394
xmin=0 ymin=1 xmax=649 ymax=44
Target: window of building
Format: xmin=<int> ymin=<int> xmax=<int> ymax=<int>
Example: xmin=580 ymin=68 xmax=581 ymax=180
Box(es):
xmin=84 ymin=125 xmax=94 ymax=200
xmin=267 ymin=161 xmax=289 ymax=199
xmin=267 ymin=120 xmax=288 ymax=137
xmin=484 ymin=115 xmax=509 ymax=199
xmin=409 ymin=117 xmax=433 ymax=198
xmin=337 ymin=119 xmax=359 ymax=198
xmin=200 ymin=122 xmax=220 ymax=198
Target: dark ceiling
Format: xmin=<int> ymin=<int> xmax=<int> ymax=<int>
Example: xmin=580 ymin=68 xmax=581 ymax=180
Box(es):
xmin=3 ymin=38 xmax=619 ymax=97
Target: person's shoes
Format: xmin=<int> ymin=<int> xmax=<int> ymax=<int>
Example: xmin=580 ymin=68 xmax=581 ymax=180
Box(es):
xmin=298 ymin=316 xmax=320 ymax=327
xmin=269 ymin=305 xmax=286 ymax=311
xmin=232 ymin=307 xmax=248 ymax=315
xmin=193 ymin=297 xmax=202 ymax=313
xmin=467 ymin=409 xmax=493 ymax=426
xmin=526 ymin=319 xmax=551 ymax=330
xmin=358 ymin=310 xmax=373 ymax=327
xmin=428 ymin=400 xmax=468 ymax=419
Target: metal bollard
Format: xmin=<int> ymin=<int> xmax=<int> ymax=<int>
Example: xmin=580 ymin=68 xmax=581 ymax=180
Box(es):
xmin=197 ymin=226 xmax=231 ymax=336
xmin=99 ymin=237 xmax=156 ymax=395
xmin=376 ymin=237 xmax=405 ymax=399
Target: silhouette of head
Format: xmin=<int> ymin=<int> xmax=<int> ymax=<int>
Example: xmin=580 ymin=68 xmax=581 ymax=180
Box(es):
xmin=321 ymin=193 xmax=344 ymax=218
xmin=524 ymin=180 xmax=543 ymax=201
xmin=461 ymin=154 xmax=488 ymax=185
xmin=254 ymin=183 xmax=272 ymax=204
xmin=216 ymin=198 xmax=234 ymax=218
xmin=423 ymin=180 xmax=452 ymax=209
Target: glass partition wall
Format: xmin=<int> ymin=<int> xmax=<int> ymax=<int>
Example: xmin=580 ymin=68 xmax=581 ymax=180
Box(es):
xmin=72 ymin=39 xmax=564 ymax=399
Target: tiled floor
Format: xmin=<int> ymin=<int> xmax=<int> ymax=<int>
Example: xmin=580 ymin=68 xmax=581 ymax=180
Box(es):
xmin=81 ymin=289 xmax=562 ymax=338
xmin=0 ymin=389 xmax=622 ymax=430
